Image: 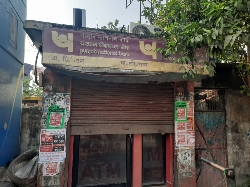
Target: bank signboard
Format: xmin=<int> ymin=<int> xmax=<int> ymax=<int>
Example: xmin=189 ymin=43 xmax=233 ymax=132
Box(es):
xmin=42 ymin=27 xmax=209 ymax=74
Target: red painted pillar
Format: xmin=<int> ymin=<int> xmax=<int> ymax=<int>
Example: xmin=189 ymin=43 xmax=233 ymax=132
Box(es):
xmin=67 ymin=136 xmax=74 ymax=187
xmin=166 ymin=134 xmax=174 ymax=187
xmin=132 ymin=134 xmax=142 ymax=187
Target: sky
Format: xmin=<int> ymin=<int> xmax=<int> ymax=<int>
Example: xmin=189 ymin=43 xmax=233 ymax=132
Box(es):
xmin=24 ymin=0 xmax=148 ymax=66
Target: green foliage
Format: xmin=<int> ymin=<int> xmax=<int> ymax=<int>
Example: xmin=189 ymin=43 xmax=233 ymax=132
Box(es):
xmin=23 ymin=78 xmax=43 ymax=97
xmin=101 ymin=19 xmax=127 ymax=32
xmin=138 ymin=0 xmax=250 ymax=93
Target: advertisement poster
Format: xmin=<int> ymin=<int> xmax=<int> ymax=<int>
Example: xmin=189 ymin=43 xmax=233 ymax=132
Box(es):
xmin=175 ymin=102 xmax=188 ymax=122
xmin=41 ymin=93 xmax=70 ymax=129
xmin=39 ymin=129 xmax=66 ymax=162
xmin=175 ymin=101 xmax=195 ymax=147
xmin=43 ymin=162 xmax=60 ymax=176
xmin=187 ymin=117 xmax=194 ymax=130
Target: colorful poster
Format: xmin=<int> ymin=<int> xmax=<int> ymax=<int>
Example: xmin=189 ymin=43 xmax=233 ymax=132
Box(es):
xmin=175 ymin=100 xmax=195 ymax=147
xmin=39 ymin=129 xmax=66 ymax=162
xmin=175 ymin=102 xmax=188 ymax=121
xmin=187 ymin=131 xmax=195 ymax=146
xmin=41 ymin=93 xmax=70 ymax=129
xmin=43 ymin=162 xmax=60 ymax=176
xmin=187 ymin=117 xmax=194 ymax=130
xmin=176 ymin=122 xmax=186 ymax=131
xmin=176 ymin=132 xmax=186 ymax=146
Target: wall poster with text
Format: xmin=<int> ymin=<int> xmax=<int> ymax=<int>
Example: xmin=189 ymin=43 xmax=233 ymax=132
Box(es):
xmin=175 ymin=101 xmax=195 ymax=147
xmin=41 ymin=92 xmax=70 ymax=129
xmin=175 ymin=101 xmax=188 ymax=122
xmin=39 ymin=129 xmax=66 ymax=162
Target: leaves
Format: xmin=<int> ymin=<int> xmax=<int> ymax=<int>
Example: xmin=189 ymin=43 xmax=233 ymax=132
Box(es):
xmin=138 ymin=0 xmax=250 ymax=94
xmin=224 ymin=35 xmax=233 ymax=48
xmin=23 ymin=78 xmax=43 ymax=97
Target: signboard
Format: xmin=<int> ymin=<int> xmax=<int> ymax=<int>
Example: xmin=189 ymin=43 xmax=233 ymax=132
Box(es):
xmin=78 ymin=135 xmax=126 ymax=186
xmin=39 ymin=129 xmax=66 ymax=162
xmin=42 ymin=27 xmax=209 ymax=74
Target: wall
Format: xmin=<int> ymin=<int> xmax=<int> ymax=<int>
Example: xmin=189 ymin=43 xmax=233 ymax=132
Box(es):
xmin=37 ymin=69 xmax=71 ymax=187
xmin=0 ymin=0 xmax=26 ymax=166
xmin=20 ymin=106 xmax=42 ymax=153
xmin=225 ymin=90 xmax=250 ymax=186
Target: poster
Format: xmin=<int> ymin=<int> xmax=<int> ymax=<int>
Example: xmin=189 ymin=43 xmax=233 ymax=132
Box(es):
xmin=188 ymin=101 xmax=194 ymax=117
xmin=43 ymin=162 xmax=60 ymax=176
xmin=187 ymin=117 xmax=194 ymax=130
xmin=175 ymin=102 xmax=187 ymax=121
xmin=41 ymin=93 xmax=70 ymax=129
xmin=39 ymin=129 xmax=66 ymax=162
xmin=175 ymin=101 xmax=195 ymax=147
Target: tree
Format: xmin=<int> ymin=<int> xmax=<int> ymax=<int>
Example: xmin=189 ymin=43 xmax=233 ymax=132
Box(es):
xmin=101 ymin=19 xmax=127 ymax=33
xmin=23 ymin=78 xmax=43 ymax=97
xmin=138 ymin=0 xmax=250 ymax=93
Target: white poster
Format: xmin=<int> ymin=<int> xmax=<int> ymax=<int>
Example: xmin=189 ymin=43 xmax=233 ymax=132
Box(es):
xmin=39 ymin=129 xmax=66 ymax=162
xmin=43 ymin=162 xmax=60 ymax=176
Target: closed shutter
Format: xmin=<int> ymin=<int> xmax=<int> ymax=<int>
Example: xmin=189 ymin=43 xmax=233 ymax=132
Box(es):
xmin=71 ymin=79 xmax=174 ymax=135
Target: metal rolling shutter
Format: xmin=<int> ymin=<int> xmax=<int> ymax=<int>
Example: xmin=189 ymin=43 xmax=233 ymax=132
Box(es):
xmin=71 ymin=79 xmax=174 ymax=135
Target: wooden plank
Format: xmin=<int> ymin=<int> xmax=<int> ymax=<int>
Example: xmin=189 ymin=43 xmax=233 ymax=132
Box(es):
xmin=70 ymin=125 xmax=174 ymax=135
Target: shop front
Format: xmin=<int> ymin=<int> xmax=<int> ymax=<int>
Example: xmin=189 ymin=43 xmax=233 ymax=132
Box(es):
xmin=23 ymin=20 xmax=209 ymax=187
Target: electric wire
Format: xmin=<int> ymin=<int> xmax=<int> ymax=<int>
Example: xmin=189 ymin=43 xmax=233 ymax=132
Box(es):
xmin=21 ymin=0 xmax=26 ymax=8
xmin=8 ymin=0 xmax=24 ymax=23
xmin=0 ymin=1 xmax=22 ymax=23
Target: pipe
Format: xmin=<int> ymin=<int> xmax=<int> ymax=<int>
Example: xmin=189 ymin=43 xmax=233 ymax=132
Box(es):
xmin=200 ymin=157 xmax=226 ymax=171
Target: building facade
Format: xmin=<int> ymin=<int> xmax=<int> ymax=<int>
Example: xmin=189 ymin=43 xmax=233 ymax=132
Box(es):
xmin=24 ymin=20 xmax=248 ymax=187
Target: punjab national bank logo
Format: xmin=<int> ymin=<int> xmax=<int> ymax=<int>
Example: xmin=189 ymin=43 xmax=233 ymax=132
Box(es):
xmin=139 ymin=41 xmax=157 ymax=59
xmin=51 ymin=31 xmax=73 ymax=52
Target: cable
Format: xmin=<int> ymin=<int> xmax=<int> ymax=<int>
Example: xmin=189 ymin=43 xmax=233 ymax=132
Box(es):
xmin=26 ymin=35 xmax=37 ymax=49
xmin=0 ymin=2 xmax=22 ymax=23
xmin=21 ymin=0 xmax=26 ymax=8
xmin=8 ymin=0 xmax=24 ymax=23
xmin=34 ymin=50 xmax=39 ymax=85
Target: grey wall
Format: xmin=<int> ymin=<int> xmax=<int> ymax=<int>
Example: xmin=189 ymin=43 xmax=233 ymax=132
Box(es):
xmin=225 ymin=90 xmax=250 ymax=186
xmin=20 ymin=106 xmax=42 ymax=153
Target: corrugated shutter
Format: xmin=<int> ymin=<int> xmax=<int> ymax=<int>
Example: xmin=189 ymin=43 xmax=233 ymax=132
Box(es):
xmin=71 ymin=79 xmax=174 ymax=135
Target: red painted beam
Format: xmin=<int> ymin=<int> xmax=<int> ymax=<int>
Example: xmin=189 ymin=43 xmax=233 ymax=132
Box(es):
xmin=166 ymin=133 xmax=174 ymax=187
xmin=68 ymin=136 xmax=74 ymax=187
xmin=132 ymin=134 xmax=142 ymax=187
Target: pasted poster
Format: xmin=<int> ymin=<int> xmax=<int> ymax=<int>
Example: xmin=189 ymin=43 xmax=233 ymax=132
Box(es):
xmin=42 ymin=93 xmax=70 ymax=129
xmin=39 ymin=129 xmax=66 ymax=162
xmin=175 ymin=101 xmax=195 ymax=147
xmin=43 ymin=162 xmax=60 ymax=176
xmin=188 ymin=101 xmax=194 ymax=117
xmin=175 ymin=102 xmax=188 ymax=122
